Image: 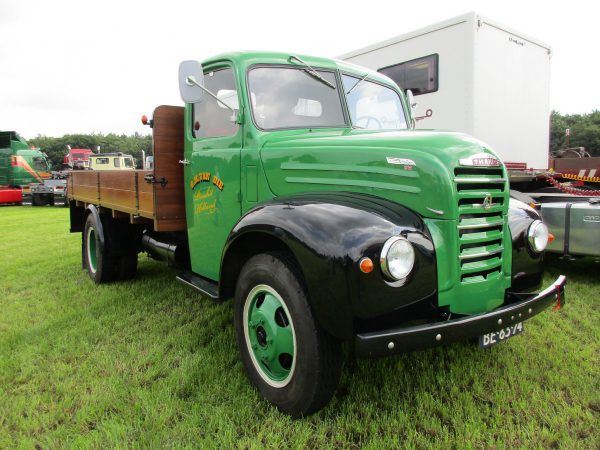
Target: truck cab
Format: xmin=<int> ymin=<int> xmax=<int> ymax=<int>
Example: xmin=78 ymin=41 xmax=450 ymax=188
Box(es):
xmin=64 ymin=148 xmax=93 ymax=170
xmin=68 ymin=51 xmax=565 ymax=417
xmin=89 ymin=152 xmax=135 ymax=171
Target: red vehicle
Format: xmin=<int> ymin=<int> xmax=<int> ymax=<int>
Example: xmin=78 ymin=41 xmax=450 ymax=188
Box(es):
xmin=63 ymin=147 xmax=93 ymax=170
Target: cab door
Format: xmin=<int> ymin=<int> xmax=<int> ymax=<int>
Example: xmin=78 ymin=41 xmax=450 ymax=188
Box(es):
xmin=183 ymin=65 xmax=242 ymax=281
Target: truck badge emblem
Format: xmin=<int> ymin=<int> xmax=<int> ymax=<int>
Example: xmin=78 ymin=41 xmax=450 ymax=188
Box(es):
xmin=459 ymin=153 xmax=501 ymax=167
xmin=387 ymin=157 xmax=416 ymax=167
xmin=482 ymin=194 xmax=493 ymax=209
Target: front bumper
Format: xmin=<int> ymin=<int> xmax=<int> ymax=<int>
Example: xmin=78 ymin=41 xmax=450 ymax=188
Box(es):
xmin=355 ymin=275 xmax=566 ymax=357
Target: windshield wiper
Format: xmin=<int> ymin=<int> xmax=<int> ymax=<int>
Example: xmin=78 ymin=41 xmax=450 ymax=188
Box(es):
xmin=289 ymin=55 xmax=336 ymax=89
xmin=345 ymin=72 xmax=369 ymax=95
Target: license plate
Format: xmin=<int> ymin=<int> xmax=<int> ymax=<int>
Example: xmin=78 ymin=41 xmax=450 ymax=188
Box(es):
xmin=479 ymin=322 xmax=524 ymax=348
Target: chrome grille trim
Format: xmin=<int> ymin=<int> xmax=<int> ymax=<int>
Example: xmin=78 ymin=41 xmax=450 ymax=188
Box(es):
xmin=457 ymin=220 xmax=504 ymax=230
xmin=459 ymin=248 xmax=504 ymax=260
xmin=454 ymin=177 xmax=507 ymax=184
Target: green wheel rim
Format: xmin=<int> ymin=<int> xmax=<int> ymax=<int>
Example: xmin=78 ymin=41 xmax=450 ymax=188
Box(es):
xmin=87 ymin=226 xmax=97 ymax=273
xmin=244 ymin=284 xmax=296 ymax=388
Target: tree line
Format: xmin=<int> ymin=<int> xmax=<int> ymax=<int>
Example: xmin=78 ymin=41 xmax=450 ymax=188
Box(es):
xmin=29 ymin=133 xmax=153 ymax=170
xmin=550 ymin=110 xmax=600 ymax=156
xmin=27 ymin=110 xmax=599 ymax=170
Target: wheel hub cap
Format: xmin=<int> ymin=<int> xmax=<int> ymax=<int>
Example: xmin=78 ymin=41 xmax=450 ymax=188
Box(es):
xmin=245 ymin=288 xmax=296 ymax=386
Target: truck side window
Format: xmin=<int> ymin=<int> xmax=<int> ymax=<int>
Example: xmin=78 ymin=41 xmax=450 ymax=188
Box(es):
xmin=114 ymin=158 xmax=120 ymax=168
xmin=193 ymin=68 xmax=239 ymax=139
xmin=379 ymin=54 xmax=438 ymax=96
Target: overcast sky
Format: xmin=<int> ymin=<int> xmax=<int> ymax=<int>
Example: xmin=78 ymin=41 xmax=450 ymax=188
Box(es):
xmin=1 ymin=0 xmax=597 ymax=139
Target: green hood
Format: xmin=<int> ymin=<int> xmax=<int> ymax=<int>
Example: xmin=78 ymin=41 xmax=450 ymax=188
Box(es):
xmin=259 ymin=129 xmax=503 ymax=220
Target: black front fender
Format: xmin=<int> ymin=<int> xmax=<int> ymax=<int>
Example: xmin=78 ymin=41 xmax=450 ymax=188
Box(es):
xmin=222 ymin=193 xmax=436 ymax=339
xmin=508 ymin=197 xmax=544 ymax=292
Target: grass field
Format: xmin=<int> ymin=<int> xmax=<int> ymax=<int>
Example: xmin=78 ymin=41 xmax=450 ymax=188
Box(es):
xmin=0 ymin=206 xmax=598 ymax=449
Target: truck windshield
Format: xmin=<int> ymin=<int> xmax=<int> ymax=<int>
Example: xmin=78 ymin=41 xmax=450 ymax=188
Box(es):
xmin=342 ymin=74 xmax=408 ymax=130
xmin=32 ymin=156 xmax=49 ymax=171
xmin=248 ymin=67 xmax=346 ymax=130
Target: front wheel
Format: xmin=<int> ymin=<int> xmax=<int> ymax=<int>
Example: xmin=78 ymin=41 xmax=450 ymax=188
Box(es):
xmin=234 ymin=253 xmax=342 ymax=418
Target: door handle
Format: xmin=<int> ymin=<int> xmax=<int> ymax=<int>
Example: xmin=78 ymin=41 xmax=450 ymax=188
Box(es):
xmin=179 ymin=159 xmax=191 ymax=165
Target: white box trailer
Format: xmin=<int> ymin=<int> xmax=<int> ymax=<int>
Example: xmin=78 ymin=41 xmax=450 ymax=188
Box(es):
xmin=338 ymin=11 xmax=552 ymax=171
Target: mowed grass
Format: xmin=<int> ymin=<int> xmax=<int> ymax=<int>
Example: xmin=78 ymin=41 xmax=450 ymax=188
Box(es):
xmin=0 ymin=206 xmax=598 ymax=449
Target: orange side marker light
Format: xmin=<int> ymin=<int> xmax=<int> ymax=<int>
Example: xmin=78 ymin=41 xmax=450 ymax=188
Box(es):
xmin=359 ymin=257 xmax=374 ymax=274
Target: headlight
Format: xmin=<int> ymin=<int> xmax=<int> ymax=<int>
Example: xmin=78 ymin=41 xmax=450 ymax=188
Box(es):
xmin=380 ymin=236 xmax=415 ymax=281
xmin=527 ymin=220 xmax=549 ymax=252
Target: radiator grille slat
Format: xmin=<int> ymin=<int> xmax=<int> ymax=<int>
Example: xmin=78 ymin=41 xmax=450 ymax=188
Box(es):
xmin=454 ymin=166 xmax=507 ymax=283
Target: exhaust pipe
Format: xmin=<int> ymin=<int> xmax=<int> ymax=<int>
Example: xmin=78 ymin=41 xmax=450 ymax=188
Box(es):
xmin=141 ymin=233 xmax=189 ymax=268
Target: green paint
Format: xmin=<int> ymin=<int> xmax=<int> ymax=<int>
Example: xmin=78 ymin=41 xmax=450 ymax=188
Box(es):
xmin=0 ymin=132 xmax=51 ymax=187
xmin=183 ymin=51 xmax=511 ymax=315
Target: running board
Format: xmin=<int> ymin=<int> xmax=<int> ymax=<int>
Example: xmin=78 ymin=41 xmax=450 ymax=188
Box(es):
xmin=176 ymin=272 xmax=219 ymax=300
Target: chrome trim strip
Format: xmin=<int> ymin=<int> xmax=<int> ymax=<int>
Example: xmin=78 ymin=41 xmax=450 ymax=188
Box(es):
xmin=459 ymin=248 xmax=504 ymax=260
xmin=457 ymin=220 xmax=505 ymax=230
xmin=454 ymin=177 xmax=507 ymax=184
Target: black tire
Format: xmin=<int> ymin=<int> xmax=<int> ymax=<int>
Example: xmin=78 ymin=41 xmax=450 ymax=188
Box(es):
xmin=31 ymin=194 xmax=47 ymax=206
xmin=234 ymin=252 xmax=342 ymax=418
xmin=117 ymin=251 xmax=138 ymax=280
xmin=110 ymin=220 xmax=140 ymax=280
xmin=82 ymin=214 xmax=118 ymax=283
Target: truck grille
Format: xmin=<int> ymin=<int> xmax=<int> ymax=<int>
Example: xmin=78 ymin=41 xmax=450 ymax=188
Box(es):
xmin=454 ymin=167 xmax=507 ymax=283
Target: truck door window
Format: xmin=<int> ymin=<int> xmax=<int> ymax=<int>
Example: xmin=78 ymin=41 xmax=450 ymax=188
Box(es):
xmin=248 ymin=67 xmax=345 ymax=130
xmin=193 ymin=68 xmax=239 ymax=139
xmin=124 ymin=158 xmax=133 ymax=168
xmin=378 ymin=54 xmax=438 ymax=96
xmin=342 ymin=75 xmax=408 ymax=130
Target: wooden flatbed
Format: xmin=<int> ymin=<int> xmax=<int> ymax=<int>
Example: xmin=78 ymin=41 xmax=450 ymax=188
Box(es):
xmin=67 ymin=106 xmax=187 ymax=232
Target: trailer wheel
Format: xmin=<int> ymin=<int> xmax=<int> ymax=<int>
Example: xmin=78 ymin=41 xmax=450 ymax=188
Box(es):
xmin=32 ymin=194 xmax=47 ymax=206
xmin=83 ymin=214 xmax=117 ymax=283
xmin=234 ymin=252 xmax=342 ymax=418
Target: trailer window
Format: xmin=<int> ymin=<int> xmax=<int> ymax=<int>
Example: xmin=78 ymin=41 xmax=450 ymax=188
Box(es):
xmin=378 ymin=54 xmax=438 ymax=96
xmin=193 ymin=68 xmax=239 ymax=139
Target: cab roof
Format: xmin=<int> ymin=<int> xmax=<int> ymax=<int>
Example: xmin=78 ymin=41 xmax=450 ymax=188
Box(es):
xmin=200 ymin=51 xmax=395 ymax=88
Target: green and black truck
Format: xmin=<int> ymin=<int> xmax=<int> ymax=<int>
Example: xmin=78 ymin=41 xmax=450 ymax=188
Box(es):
xmin=67 ymin=52 xmax=566 ymax=417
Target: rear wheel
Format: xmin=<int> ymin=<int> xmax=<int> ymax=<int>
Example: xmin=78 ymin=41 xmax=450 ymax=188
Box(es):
xmin=234 ymin=253 xmax=342 ymax=418
xmin=83 ymin=214 xmax=117 ymax=283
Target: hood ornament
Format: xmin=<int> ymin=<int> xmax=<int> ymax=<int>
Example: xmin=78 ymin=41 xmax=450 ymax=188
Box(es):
xmin=459 ymin=152 xmax=501 ymax=167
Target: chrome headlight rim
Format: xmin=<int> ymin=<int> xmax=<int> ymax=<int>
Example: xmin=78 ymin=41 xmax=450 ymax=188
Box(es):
xmin=380 ymin=236 xmax=415 ymax=281
xmin=527 ymin=220 xmax=549 ymax=253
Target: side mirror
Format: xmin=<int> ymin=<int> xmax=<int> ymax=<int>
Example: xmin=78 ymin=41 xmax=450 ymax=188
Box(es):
xmin=179 ymin=60 xmax=205 ymax=103
xmin=406 ymin=89 xmax=417 ymax=109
